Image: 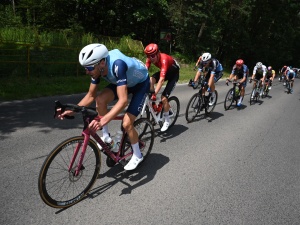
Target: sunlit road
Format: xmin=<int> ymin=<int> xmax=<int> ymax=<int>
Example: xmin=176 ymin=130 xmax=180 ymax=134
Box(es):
xmin=1 ymin=78 xmax=299 ymax=225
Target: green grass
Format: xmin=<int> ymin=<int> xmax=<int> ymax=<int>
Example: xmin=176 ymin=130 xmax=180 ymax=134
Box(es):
xmin=0 ymin=64 xmax=230 ymax=101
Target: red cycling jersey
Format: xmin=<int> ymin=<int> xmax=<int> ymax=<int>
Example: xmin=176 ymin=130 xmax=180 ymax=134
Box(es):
xmin=145 ymin=53 xmax=176 ymax=79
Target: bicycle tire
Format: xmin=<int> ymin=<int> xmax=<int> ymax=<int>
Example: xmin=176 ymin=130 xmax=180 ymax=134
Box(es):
xmin=160 ymin=96 xmax=180 ymax=129
xmin=121 ymin=118 xmax=154 ymax=168
xmin=250 ymin=89 xmax=256 ymax=105
xmin=286 ymin=82 xmax=290 ymax=93
xmin=185 ymin=93 xmax=201 ymax=122
xmin=224 ymin=88 xmax=234 ymax=110
xmin=38 ymin=136 xmax=101 ymax=208
xmin=206 ymin=90 xmax=218 ymax=114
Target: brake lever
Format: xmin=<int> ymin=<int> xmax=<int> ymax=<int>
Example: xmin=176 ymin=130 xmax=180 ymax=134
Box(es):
xmin=54 ymin=100 xmax=74 ymax=119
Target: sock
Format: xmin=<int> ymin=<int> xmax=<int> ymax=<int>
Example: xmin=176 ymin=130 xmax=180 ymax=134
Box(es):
xmin=164 ymin=111 xmax=170 ymax=123
xmin=102 ymin=124 xmax=109 ymax=138
xmin=239 ymin=96 xmax=243 ymax=103
xmin=131 ymin=142 xmax=142 ymax=158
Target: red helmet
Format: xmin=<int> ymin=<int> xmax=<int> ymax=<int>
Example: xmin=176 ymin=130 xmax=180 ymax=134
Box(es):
xmin=236 ymin=59 xmax=244 ymax=66
xmin=144 ymin=43 xmax=159 ymax=56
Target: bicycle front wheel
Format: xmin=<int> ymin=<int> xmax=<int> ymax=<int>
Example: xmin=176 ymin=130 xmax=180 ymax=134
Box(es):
xmin=250 ymin=89 xmax=256 ymax=105
xmin=121 ymin=118 xmax=154 ymax=168
xmin=38 ymin=136 xmax=101 ymax=208
xmin=286 ymin=82 xmax=291 ymax=93
xmin=224 ymin=88 xmax=234 ymax=110
xmin=185 ymin=93 xmax=201 ymax=122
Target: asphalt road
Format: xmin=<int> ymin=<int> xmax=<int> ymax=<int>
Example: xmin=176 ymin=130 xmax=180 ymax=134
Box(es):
xmin=1 ymin=78 xmax=299 ymax=225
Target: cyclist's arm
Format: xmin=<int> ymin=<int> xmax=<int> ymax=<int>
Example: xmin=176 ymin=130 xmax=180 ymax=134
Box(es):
xmin=155 ymin=76 xmax=165 ymax=96
xmin=58 ymin=82 xmax=98 ymax=120
xmin=78 ymin=82 xmax=98 ymax=107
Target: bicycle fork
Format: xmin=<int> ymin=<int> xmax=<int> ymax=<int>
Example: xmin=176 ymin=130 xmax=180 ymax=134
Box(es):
xmin=69 ymin=132 xmax=90 ymax=176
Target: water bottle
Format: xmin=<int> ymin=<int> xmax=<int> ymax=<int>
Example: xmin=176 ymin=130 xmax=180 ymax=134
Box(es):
xmin=156 ymin=102 xmax=163 ymax=112
xmin=104 ymin=136 xmax=114 ymax=149
xmin=111 ymin=131 xmax=123 ymax=153
xmin=235 ymin=86 xmax=239 ymax=95
xmin=152 ymin=101 xmax=157 ymax=112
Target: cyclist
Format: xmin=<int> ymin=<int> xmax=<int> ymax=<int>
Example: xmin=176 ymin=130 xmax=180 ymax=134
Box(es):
xmin=189 ymin=55 xmax=202 ymax=87
xmin=197 ymin=52 xmax=223 ymax=102
xmin=56 ymin=43 xmax=150 ymax=171
xmin=144 ymin=43 xmax=180 ymax=132
xmin=266 ymin=66 xmax=276 ymax=89
xmin=285 ymin=66 xmax=296 ymax=93
xmin=250 ymin=62 xmax=267 ymax=98
xmin=279 ymin=65 xmax=288 ymax=83
xmin=226 ymin=59 xmax=249 ymax=106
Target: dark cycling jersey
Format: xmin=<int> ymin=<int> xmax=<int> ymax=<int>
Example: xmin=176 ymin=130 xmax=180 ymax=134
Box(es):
xmin=198 ymin=58 xmax=223 ymax=82
xmin=231 ymin=64 xmax=249 ymax=80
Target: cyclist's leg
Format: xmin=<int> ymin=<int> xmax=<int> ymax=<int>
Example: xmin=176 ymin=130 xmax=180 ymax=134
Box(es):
xmin=124 ymin=77 xmax=150 ymax=170
xmin=95 ymin=85 xmax=116 ymax=139
xmin=160 ymin=70 xmax=179 ymax=132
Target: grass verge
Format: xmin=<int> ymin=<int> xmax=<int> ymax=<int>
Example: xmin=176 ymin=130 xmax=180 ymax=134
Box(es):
xmin=0 ymin=64 xmax=229 ymax=101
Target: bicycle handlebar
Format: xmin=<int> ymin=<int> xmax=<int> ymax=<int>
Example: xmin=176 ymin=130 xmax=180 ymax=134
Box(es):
xmin=54 ymin=100 xmax=98 ymax=119
xmin=226 ymin=79 xmax=239 ymax=86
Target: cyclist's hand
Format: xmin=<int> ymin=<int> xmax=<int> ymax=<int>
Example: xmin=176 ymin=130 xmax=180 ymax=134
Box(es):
xmin=249 ymin=79 xmax=252 ymax=83
xmin=56 ymin=108 xmax=74 ymax=120
xmin=89 ymin=119 xmax=102 ymax=133
xmin=193 ymin=66 xmax=197 ymax=71
xmin=151 ymin=93 xmax=156 ymax=101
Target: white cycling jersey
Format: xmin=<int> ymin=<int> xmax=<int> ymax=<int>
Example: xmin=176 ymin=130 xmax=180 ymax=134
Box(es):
xmin=253 ymin=65 xmax=267 ymax=76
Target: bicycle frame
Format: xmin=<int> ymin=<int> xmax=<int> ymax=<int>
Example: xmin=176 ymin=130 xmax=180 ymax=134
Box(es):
xmin=58 ymin=104 xmax=132 ymax=177
xmin=140 ymin=94 xmax=166 ymax=125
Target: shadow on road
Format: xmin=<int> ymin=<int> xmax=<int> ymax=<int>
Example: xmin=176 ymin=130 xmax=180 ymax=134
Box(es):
xmin=91 ymin=153 xmax=169 ymax=196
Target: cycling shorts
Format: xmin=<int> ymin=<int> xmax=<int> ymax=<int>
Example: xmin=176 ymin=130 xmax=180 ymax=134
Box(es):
xmin=151 ymin=66 xmax=179 ymax=98
xmin=105 ymin=76 xmax=150 ymax=116
xmin=205 ymin=71 xmax=223 ymax=83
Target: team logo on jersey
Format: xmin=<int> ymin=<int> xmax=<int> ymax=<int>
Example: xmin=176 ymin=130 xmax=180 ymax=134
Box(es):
xmin=114 ymin=65 xmax=119 ymax=77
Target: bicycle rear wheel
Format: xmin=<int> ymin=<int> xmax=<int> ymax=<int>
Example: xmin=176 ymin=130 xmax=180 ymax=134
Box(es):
xmin=185 ymin=93 xmax=201 ymax=122
xmin=121 ymin=118 xmax=154 ymax=168
xmin=38 ymin=136 xmax=100 ymax=208
xmin=160 ymin=96 xmax=180 ymax=129
xmin=206 ymin=90 xmax=218 ymax=114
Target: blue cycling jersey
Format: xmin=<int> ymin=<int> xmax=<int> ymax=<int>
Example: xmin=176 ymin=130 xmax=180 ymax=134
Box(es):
xmin=287 ymin=70 xmax=295 ymax=78
xmin=91 ymin=49 xmax=148 ymax=87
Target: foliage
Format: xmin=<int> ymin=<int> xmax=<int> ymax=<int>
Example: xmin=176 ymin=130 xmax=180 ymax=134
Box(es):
xmin=1 ymin=0 xmax=300 ymax=69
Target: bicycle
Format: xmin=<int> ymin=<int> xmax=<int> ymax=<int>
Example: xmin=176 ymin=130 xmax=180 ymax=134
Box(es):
xmin=224 ymin=79 xmax=241 ymax=110
xmin=262 ymin=78 xmax=271 ymax=98
xmin=249 ymin=78 xmax=263 ymax=105
xmin=185 ymin=75 xmax=218 ymax=122
xmin=188 ymin=67 xmax=208 ymax=89
xmin=139 ymin=92 xmax=180 ymax=132
xmin=38 ymin=100 xmax=154 ymax=208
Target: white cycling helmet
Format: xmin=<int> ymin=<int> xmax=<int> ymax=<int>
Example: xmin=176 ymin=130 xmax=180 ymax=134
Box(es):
xmin=256 ymin=62 xmax=263 ymax=68
xmin=201 ymin=52 xmax=212 ymax=62
xmin=79 ymin=43 xmax=109 ymax=66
